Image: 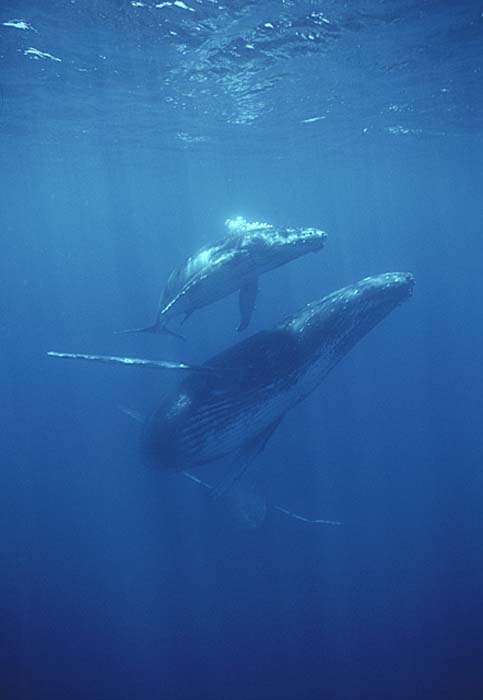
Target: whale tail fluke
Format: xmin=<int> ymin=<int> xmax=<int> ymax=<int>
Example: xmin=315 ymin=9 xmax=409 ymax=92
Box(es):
xmin=114 ymin=322 xmax=186 ymax=341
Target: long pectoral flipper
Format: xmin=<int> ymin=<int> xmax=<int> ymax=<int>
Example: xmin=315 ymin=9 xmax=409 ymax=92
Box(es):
xmin=47 ymin=351 xmax=216 ymax=374
xmin=237 ymin=277 xmax=259 ymax=332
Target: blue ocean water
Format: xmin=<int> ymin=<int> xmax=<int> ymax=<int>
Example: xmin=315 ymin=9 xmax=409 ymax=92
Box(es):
xmin=1 ymin=2 xmax=483 ymax=699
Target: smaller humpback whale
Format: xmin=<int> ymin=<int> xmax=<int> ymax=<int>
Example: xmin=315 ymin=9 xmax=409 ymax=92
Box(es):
xmin=116 ymin=216 xmax=327 ymax=337
xmin=49 ymin=272 xmax=414 ymax=525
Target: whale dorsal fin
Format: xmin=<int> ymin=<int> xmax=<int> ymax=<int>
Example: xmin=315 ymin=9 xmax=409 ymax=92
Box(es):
xmin=47 ymin=351 xmax=217 ymax=375
xmin=237 ymin=277 xmax=259 ymax=332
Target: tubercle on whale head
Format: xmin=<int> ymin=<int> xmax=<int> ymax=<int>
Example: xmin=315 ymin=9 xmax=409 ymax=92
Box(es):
xmin=356 ymin=271 xmax=415 ymax=303
xmin=284 ymin=226 xmax=328 ymax=252
xmin=272 ymin=225 xmax=327 ymax=243
xmin=251 ymin=225 xmax=328 ymax=260
xmin=227 ymin=217 xmax=327 ymax=253
xmin=345 ymin=272 xmax=415 ymax=304
xmin=286 ymin=272 xmax=415 ymax=354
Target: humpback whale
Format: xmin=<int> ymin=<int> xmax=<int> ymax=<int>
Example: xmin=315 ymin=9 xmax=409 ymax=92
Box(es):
xmin=49 ymin=273 xmax=414 ymax=505
xmin=117 ymin=217 xmax=327 ymax=337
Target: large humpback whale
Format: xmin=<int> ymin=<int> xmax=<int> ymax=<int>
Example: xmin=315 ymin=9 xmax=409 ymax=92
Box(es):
xmin=49 ymin=273 xmax=414 ymax=503
xmin=117 ymin=217 xmax=327 ymax=337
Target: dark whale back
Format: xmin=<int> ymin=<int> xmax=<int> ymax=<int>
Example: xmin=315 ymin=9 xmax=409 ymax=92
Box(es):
xmin=197 ymin=329 xmax=308 ymax=395
xmin=141 ymin=329 xmax=310 ymax=471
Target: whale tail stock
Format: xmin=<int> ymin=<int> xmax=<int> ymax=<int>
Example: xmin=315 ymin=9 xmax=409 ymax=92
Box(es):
xmin=114 ymin=321 xmax=186 ymax=341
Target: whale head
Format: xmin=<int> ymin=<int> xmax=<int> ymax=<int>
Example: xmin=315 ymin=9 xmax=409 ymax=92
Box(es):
xmin=286 ymin=272 xmax=415 ymax=361
xmin=266 ymin=225 xmax=328 ymax=258
xmin=226 ymin=217 xmax=327 ymax=262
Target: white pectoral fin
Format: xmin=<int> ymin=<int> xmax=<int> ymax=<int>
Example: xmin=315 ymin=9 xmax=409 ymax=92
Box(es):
xmin=237 ymin=277 xmax=259 ymax=332
xmin=47 ymin=351 xmax=216 ymax=375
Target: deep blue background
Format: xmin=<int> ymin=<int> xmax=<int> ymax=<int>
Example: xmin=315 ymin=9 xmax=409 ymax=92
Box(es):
xmin=1 ymin=2 xmax=483 ymax=699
